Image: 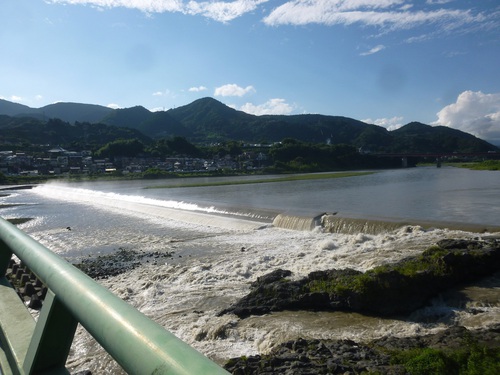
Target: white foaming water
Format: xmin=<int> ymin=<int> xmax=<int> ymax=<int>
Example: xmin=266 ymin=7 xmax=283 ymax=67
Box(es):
xmin=66 ymin=226 xmax=499 ymax=374
xmin=3 ymin=183 xmax=499 ymax=374
xmin=33 ymin=184 xmax=271 ymax=225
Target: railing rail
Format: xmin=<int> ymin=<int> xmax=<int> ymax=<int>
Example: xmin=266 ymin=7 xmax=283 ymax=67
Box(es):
xmin=0 ymin=217 xmax=229 ymax=375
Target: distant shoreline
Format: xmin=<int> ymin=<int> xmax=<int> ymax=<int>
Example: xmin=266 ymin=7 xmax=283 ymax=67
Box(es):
xmin=144 ymin=171 xmax=374 ymax=189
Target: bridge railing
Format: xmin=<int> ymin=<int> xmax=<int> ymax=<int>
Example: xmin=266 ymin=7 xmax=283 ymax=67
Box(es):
xmin=0 ymin=217 xmax=229 ymax=375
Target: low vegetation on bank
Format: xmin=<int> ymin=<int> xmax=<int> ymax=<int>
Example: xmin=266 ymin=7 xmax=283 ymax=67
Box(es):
xmin=461 ymin=160 xmax=500 ymax=170
xmin=390 ymin=341 xmax=500 ymax=375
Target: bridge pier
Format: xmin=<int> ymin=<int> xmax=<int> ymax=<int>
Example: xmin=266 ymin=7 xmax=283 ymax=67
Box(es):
xmin=401 ymin=157 xmax=408 ymax=168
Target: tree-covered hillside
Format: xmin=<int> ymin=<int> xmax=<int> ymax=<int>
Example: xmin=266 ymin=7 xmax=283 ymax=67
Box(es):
xmin=0 ymin=116 xmax=151 ymax=151
xmin=0 ymin=97 xmax=498 ymax=154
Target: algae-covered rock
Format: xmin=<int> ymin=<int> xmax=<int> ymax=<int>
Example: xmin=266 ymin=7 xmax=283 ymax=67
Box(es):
xmin=220 ymin=238 xmax=500 ymax=318
xmin=224 ymin=324 xmax=500 ymax=375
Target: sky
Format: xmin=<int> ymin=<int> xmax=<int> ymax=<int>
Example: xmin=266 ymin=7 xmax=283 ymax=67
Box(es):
xmin=1 ymin=0 xmax=499 ymax=143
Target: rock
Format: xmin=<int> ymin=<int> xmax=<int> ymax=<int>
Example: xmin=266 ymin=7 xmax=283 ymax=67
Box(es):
xmin=224 ymin=324 xmax=500 ymax=374
xmin=220 ymin=238 xmax=500 ymax=318
xmin=72 ymin=247 xmax=175 ymax=279
xmin=250 ymin=269 xmax=292 ymax=287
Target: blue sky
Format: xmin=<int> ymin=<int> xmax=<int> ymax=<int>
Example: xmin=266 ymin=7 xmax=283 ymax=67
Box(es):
xmin=1 ymin=0 xmax=499 ymax=142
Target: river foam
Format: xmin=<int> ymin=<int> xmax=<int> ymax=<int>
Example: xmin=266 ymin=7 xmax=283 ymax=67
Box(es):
xmin=66 ymin=224 xmax=499 ymax=373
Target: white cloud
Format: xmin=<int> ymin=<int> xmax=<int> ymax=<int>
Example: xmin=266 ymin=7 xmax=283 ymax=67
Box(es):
xmin=214 ymin=84 xmax=255 ymax=97
xmin=49 ymin=0 xmax=184 ymax=14
xmin=433 ymin=90 xmax=500 ymax=142
xmin=152 ymin=91 xmax=164 ymax=96
xmin=263 ymin=0 xmax=486 ymax=33
xmin=7 ymin=95 xmax=23 ymax=102
xmin=399 ymin=4 xmax=413 ymax=11
xmin=107 ymin=103 xmax=121 ymax=109
xmin=426 ymin=0 xmax=453 ymax=4
xmin=239 ymin=98 xmax=293 ymax=115
xmin=362 ymin=116 xmax=404 ymax=131
xmin=48 ymin=0 xmax=494 ymax=33
xmin=150 ymin=107 xmax=166 ymax=112
xmin=188 ymin=86 xmax=208 ymax=92
xmin=360 ymin=44 xmax=385 ymax=56
xmin=49 ymin=0 xmax=268 ymax=22
xmin=185 ymin=0 xmax=268 ymax=23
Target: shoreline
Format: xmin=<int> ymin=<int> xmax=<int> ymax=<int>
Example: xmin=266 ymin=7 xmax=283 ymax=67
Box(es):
xmin=224 ymin=323 xmax=500 ymax=374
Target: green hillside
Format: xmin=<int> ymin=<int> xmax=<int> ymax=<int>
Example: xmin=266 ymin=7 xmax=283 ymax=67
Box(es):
xmin=0 ymin=97 xmax=497 ymax=154
xmin=391 ymin=122 xmax=495 ymax=153
xmin=0 ymin=116 xmax=151 ymax=150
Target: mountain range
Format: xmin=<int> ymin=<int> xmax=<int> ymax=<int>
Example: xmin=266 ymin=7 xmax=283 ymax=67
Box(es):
xmin=0 ymin=97 xmax=498 ymax=154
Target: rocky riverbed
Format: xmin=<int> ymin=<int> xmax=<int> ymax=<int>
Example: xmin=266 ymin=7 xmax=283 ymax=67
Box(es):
xmin=5 ymin=247 xmax=175 ymax=309
xmin=223 ymin=324 xmax=500 ymax=374
xmin=219 ymin=238 xmax=500 ymax=318
xmin=221 ymin=237 xmax=500 ymax=374
xmin=5 ymin=235 xmax=500 ymax=374
xmin=72 ymin=247 xmax=175 ymax=279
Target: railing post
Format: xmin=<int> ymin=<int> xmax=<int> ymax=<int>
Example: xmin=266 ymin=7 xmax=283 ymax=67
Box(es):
xmin=23 ymin=290 xmax=77 ymax=375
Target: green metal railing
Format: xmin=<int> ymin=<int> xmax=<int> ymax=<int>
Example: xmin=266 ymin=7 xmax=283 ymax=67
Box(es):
xmin=0 ymin=217 xmax=229 ymax=375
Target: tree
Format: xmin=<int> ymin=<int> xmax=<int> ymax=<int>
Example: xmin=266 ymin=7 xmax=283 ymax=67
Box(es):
xmin=95 ymin=139 xmax=145 ymax=159
xmin=166 ymin=136 xmax=202 ymax=157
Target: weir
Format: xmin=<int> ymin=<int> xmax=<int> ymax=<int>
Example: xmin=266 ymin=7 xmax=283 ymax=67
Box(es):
xmin=0 ymin=217 xmax=229 ymax=375
xmin=273 ymin=213 xmax=406 ymax=234
xmin=320 ymin=215 xmax=407 ymax=234
xmin=272 ymin=213 xmax=324 ymax=231
xmin=274 ymin=213 xmax=500 ymax=234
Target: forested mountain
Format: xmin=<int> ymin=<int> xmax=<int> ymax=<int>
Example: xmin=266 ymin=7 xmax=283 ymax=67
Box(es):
xmin=390 ymin=122 xmax=493 ymax=153
xmin=0 ymin=100 xmax=114 ymax=123
xmin=100 ymin=106 xmax=152 ymax=130
xmin=0 ymin=97 xmax=497 ymax=154
xmin=102 ymin=107 xmax=192 ymax=139
xmin=0 ymin=99 xmax=33 ymax=117
xmin=35 ymin=102 xmax=114 ymax=123
xmin=0 ymin=116 xmax=151 ymax=150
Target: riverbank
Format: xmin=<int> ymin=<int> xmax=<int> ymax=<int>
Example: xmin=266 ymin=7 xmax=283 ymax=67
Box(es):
xmin=220 ymin=238 xmax=500 ymax=374
xmin=224 ymin=324 xmax=500 ymax=374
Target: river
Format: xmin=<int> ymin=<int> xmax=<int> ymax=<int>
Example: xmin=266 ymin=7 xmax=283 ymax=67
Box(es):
xmin=1 ymin=166 xmax=499 ymax=373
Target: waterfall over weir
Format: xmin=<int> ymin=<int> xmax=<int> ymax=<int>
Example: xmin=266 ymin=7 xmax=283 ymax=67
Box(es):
xmin=272 ymin=213 xmax=324 ymax=231
xmin=321 ymin=215 xmax=407 ymax=234
xmin=273 ymin=213 xmax=407 ymax=234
